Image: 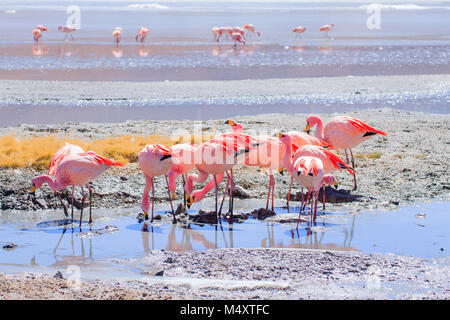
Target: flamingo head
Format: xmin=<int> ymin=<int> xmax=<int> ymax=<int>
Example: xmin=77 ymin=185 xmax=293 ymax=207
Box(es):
xmin=58 ymin=25 xmax=63 ymax=32
xmin=276 ymin=132 xmax=292 ymax=145
xmin=305 ymin=115 xmax=321 ymax=134
xmin=323 ymin=174 xmax=338 ymax=189
xmin=31 ymin=176 xmax=45 ymax=193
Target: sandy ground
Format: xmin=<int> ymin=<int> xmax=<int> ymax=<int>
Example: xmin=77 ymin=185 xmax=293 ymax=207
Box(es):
xmin=1 ymin=108 xmax=449 ymax=212
xmin=1 ymin=248 xmax=449 ymax=300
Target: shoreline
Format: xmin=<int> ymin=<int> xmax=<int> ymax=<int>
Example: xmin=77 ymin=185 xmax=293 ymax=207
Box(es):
xmin=1 ymin=248 xmax=449 ymax=300
xmin=1 ymin=108 xmax=449 ymax=212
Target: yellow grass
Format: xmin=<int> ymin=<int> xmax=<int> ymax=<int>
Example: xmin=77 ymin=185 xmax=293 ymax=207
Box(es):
xmin=0 ymin=133 xmax=214 ymax=170
xmin=354 ymin=152 xmax=382 ymax=159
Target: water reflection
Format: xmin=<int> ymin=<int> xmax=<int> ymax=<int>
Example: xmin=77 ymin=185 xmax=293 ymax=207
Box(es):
xmin=58 ymin=43 xmax=76 ymax=57
xmin=32 ymin=44 xmax=48 ymax=56
xmin=50 ymin=227 xmax=93 ymax=268
xmin=138 ymin=45 xmax=150 ymax=57
xmin=318 ymin=46 xmax=333 ymax=54
xmin=112 ymin=46 xmax=123 ymax=58
xmin=212 ymin=44 xmax=259 ymax=58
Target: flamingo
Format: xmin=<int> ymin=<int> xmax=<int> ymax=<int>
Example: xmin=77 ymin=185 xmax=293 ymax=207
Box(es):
xmin=138 ymin=144 xmax=176 ymax=223
xmin=168 ymin=144 xmax=197 ymax=206
xmin=136 ymin=27 xmax=151 ymax=43
xmin=216 ymin=26 xmax=233 ymax=42
xmin=31 ymin=143 xmax=84 ymax=217
xmin=113 ymin=27 xmax=122 ymax=44
xmin=279 ymin=130 xmax=334 ymax=208
xmin=224 ymin=120 xmax=285 ymax=211
xmin=277 ymin=133 xmax=354 ymax=211
xmin=31 ymin=152 xmax=123 ymax=226
xmin=184 ymin=139 xmax=250 ymax=219
xmin=293 ymin=156 xmax=325 ymax=223
xmin=305 ymin=115 xmax=387 ymax=189
xmin=58 ymin=25 xmax=77 ymax=41
xmin=243 ymin=24 xmax=260 ymax=38
xmin=292 ymin=26 xmax=306 ymax=38
xmin=319 ymin=24 xmax=334 ymax=38
xmin=231 ymin=32 xmax=245 ymax=48
xmin=32 ymin=29 xmax=42 ymax=43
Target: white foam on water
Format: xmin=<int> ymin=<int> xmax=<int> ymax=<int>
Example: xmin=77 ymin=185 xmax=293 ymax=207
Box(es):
xmin=139 ymin=276 xmax=290 ymax=290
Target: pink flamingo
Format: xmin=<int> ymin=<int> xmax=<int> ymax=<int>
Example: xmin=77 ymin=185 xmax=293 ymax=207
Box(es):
xmin=305 ymin=115 xmax=387 ymax=189
xmin=231 ymin=32 xmax=245 ymax=48
xmin=31 ymin=152 xmax=123 ymax=226
xmin=243 ymin=24 xmax=260 ymax=38
xmin=224 ymin=120 xmax=285 ymax=211
xmin=113 ymin=27 xmax=122 ymax=44
xmin=168 ymin=144 xmax=197 ymax=206
xmin=216 ymin=26 xmax=233 ymax=42
xmin=136 ymin=27 xmax=151 ymax=43
xmin=319 ymin=24 xmax=334 ymax=38
xmin=31 ymin=143 xmax=84 ymax=217
xmin=32 ymin=29 xmax=42 ymax=43
xmin=292 ymin=156 xmax=325 ymax=223
xmin=292 ymin=26 xmax=306 ymax=38
xmin=138 ymin=144 xmax=176 ymax=223
xmin=277 ymin=133 xmax=354 ymax=211
xmin=185 ymin=139 xmax=248 ymax=218
xmin=58 ymin=25 xmax=77 ymax=41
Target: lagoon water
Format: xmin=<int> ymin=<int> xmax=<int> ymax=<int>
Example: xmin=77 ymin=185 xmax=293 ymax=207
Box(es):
xmin=0 ymin=200 xmax=448 ymax=280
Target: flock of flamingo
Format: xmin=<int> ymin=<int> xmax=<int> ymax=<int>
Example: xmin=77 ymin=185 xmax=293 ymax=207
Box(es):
xmin=32 ymin=23 xmax=334 ymax=45
xmin=31 ymin=115 xmax=387 ymax=228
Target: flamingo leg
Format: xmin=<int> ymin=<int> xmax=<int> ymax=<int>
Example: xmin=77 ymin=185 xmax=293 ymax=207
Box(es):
xmin=219 ymin=172 xmax=231 ymax=215
xmin=88 ymin=186 xmax=93 ymax=224
xmin=350 ymin=149 xmax=357 ymax=190
xmin=302 ymin=190 xmax=311 ymax=213
xmin=151 ymin=178 xmax=155 ymax=223
xmin=71 ymin=185 xmax=74 ymax=222
xmin=229 ymin=169 xmax=235 ymax=216
xmin=286 ymin=176 xmax=293 ymax=210
xmin=79 ymin=186 xmax=85 ymax=228
xmin=213 ymin=175 xmax=219 ymax=219
xmin=322 ymin=185 xmax=326 ymax=210
xmin=182 ymin=174 xmax=187 ymax=208
xmin=165 ymin=174 xmax=176 ymax=223
xmin=313 ymin=191 xmax=318 ymax=222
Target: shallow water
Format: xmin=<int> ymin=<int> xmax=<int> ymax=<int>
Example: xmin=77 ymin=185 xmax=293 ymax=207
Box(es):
xmin=0 ymin=199 xmax=448 ymax=280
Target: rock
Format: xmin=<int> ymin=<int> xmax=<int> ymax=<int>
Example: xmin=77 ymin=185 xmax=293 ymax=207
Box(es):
xmin=175 ymin=203 xmax=187 ymax=215
xmin=2 ymin=243 xmax=18 ymax=251
xmin=232 ymin=185 xmax=250 ymax=199
xmin=54 ymin=271 xmax=65 ymax=279
xmin=251 ymin=208 xmax=276 ymax=220
xmin=155 ymin=270 xmax=164 ymax=276
xmin=189 ymin=210 xmax=218 ymax=224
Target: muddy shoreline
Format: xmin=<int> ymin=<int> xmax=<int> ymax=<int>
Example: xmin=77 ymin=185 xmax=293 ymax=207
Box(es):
xmin=1 ymin=248 xmax=448 ymax=300
xmin=1 ymin=108 xmax=449 ymax=213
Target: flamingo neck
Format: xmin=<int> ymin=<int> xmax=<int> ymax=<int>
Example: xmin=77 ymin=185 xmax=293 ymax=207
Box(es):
xmin=193 ymin=172 xmax=225 ymax=202
xmin=34 ymin=175 xmax=65 ymax=192
xmin=314 ymin=117 xmax=324 ymax=140
xmin=282 ymin=136 xmax=295 ymax=174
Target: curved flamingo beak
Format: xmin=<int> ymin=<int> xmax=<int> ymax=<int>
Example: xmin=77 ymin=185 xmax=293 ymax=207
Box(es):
xmin=30 ymin=185 xmax=36 ymax=194
xmin=171 ymin=191 xmax=176 ymax=200
xmin=333 ymin=178 xmax=339 ymax=189
xmin=278 ymin=168 xmax=284 ymax=176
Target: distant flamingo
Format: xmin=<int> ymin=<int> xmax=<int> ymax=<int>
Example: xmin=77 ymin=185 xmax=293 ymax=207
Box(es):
xmin=319 ymin=24 xmax=334 ymax=38
xmin=231 ymin=32 xmax=246 ymax=48
xmin=216 ymin=26 xmax=233 ymax=42
xmin=58 ymin=25 xmax=77 ymax=41
xmin=31 ymin=143 xmax=84 ymax=217
xmin=113 ymin=27 xmax=122 ymax=44
xmin=138 ymin=144 xmax=176 ymax=223
xmin=168 ymin=144 xmax=197 ymax=206
xmin=292 ymin=26 xmax=306 ymax=38
xmin=243 ymin=24 xmax=260 ymax=38
xmin=31 ymin=151 xmax=123 ymax=226
xmin=32 ymin=29 xmax=42 ymax=43
xmin=136 ymin=27 xmax=151 ymax=43
xmin=305 ymin=115 xmax=387 ymax=189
